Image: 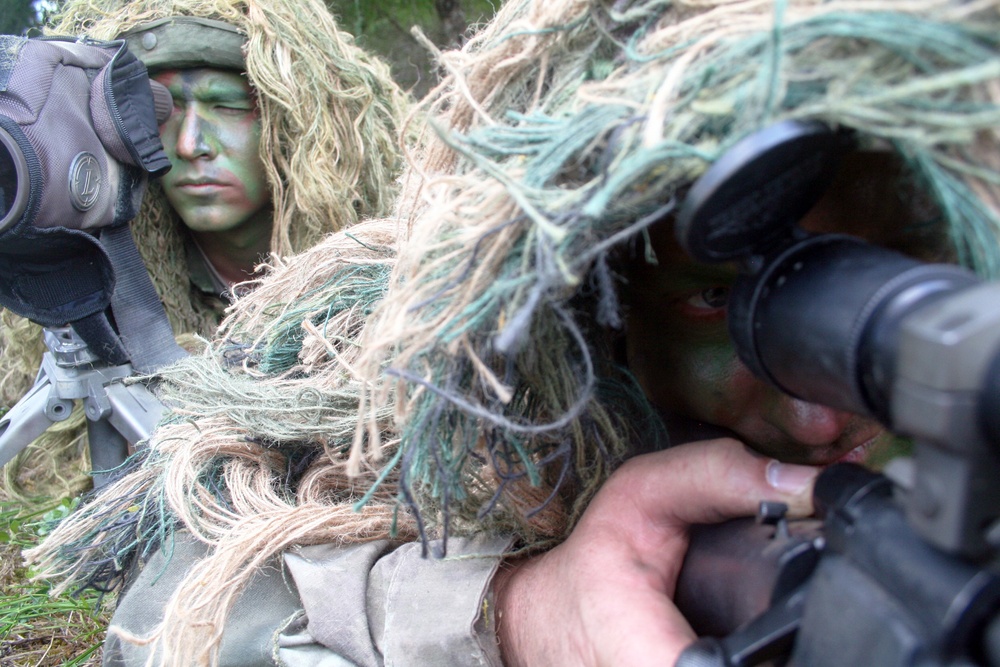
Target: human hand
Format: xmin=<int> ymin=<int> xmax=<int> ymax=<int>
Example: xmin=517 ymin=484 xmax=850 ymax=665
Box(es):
xmin=492 ymin=438 xmax=819 ymax=667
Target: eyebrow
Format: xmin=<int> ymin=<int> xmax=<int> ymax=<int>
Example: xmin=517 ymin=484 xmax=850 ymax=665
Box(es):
xmin=164 ymin=84 xmax=254 ymax=106
xmin=194 ymin=88 xmax=253 ymax=104
xmin=163 ymin=73 xmax=254 ymax=104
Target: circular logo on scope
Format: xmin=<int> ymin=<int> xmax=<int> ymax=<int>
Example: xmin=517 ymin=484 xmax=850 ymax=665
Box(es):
xmin=68 ymin=152 xmax=102 ymax=211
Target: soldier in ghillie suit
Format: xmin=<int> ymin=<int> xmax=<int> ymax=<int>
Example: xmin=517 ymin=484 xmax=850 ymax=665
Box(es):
xmin=0 ymin=0 xmax=407 ymax=499
xmin=30 ymin=0 xmax=1000 ymax=665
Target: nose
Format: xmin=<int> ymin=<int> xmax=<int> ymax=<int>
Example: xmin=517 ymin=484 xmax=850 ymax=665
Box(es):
xmin=174 ymin=106 xmax=214 ymax=160
xmin=766 ymin=394 xmax=856 ymax=447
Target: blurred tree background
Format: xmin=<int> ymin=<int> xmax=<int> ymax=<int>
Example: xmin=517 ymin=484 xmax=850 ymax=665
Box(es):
xmin=0 ymin=0 xmax=45 ymax=35
xmin=2 ymin=0 xmax=499 ymax=98
xmin=331 ymin=0 xmax=498 ymax=96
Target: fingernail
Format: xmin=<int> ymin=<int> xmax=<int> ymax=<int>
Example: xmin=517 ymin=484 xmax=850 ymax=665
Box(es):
xmin=766 ymin=460 xmax=819 ymax=493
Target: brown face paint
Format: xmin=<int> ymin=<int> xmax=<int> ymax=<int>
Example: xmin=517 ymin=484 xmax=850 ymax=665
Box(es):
xmin=153 ymin=68 xmax=271 ymax=241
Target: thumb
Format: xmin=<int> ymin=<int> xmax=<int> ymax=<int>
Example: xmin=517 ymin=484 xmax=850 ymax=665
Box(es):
xmin=597 ymin=438 xmax=818 ymax=534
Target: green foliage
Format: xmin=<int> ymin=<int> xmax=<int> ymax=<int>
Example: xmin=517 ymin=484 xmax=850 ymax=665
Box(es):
xmin=2 ymin=0 xmax=69 ymax=36
xmin=0 ymin=499 xmax=107 ymax=666
xmin=328 ymin=0 xmax=497 ymax=38
xmin=325 ymin=0 xmax=499 ymax=96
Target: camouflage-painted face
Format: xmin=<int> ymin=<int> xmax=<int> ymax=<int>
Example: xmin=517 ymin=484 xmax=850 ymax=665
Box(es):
xmin=622 ymin=151 xmax=945 ymax=468
xmin=153 ymin=68 xmax=271 ymax=237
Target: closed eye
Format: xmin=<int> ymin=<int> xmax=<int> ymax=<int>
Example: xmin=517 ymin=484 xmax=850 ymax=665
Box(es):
xmin=214 ymin=104 xmax=254 ymax=115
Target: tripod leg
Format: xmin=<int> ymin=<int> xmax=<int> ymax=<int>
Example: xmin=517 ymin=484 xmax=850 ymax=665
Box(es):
xmin=0 ymin=380 xmax=62 ymax=469
xmin=87 ymin=418 xmax=129 ymax=488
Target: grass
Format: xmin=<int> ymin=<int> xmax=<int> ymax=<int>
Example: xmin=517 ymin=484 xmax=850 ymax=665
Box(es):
xmin=0 ymin=499 xmax=110 ymax=667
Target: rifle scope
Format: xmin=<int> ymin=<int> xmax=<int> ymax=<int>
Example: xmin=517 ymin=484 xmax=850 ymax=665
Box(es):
xmin=676 ymin=119 xmax=1000 ymax=558
xmin=676 ymin=119 xmax=1000 ymax=454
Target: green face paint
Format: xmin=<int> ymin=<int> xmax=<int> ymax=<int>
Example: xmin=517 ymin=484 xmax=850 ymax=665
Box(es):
xmin=154 ymin=68 xmax=271 ymax=239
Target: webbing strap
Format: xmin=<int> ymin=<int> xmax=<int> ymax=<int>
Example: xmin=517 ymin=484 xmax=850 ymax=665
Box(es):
xmin=72 ymin=311 xmax=129 ymax=365
xmin=100 ymin=223 xmax=187 ymax=373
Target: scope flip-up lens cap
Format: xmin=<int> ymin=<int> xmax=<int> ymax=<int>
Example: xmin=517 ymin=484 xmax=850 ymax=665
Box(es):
xmin=676 ymin=120 xmax=854 ymax=263
xmin=0 ymin=126 xmax=29 ymax=234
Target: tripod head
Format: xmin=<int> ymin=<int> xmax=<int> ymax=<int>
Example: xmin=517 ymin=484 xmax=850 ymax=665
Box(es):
xmin=0 ymin=326 xmax=168 ymax=486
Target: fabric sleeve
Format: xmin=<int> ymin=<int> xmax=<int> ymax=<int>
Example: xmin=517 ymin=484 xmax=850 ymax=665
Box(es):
xmin=276 ymin=534 xmax=513 ymax=667
xmin=102 ymin=532 xmax=304 ymax=667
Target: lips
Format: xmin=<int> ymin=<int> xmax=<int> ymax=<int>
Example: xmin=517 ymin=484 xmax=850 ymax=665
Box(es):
xmin=172 ymin=172 xmax=234 ymax=191
xmin=831 ymin=434 xmax=879 ymax=465
xmin=176 ymin=178 xmax=227 ymax=189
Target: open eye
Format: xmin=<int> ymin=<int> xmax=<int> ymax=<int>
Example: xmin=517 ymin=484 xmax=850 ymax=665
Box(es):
xmin=685 ymin=286 xmax=730 ymax=310
xmin=671 ymin=286 xmax=730 ymax=322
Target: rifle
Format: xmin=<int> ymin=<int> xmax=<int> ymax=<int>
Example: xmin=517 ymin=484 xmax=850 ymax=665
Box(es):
xmin=670 ymin=120 xmax=1000 ymax=666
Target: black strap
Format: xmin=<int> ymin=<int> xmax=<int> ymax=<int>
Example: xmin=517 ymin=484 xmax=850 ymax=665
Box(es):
xmin=100 ymin=223 xmax=187 ymax=373
xmin=72 ymin=311 xmax=129 ymax=365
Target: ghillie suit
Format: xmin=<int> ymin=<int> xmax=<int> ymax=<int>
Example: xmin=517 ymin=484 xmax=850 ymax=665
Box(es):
xmin=0 ymin=0 xmax=407 ymax=499
xmin=29 ymin=0 xmax=1000 ymax=664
